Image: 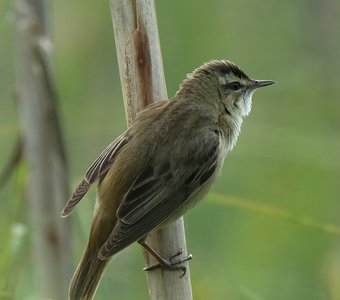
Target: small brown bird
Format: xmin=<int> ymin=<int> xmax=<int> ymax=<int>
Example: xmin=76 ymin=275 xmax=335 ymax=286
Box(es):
xmin=62 ymin=60 xmax=275 ymax=299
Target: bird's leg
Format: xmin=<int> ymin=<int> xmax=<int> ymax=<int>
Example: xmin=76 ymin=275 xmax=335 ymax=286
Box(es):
xmin=138 ymin=240 xmax=193 ymax=278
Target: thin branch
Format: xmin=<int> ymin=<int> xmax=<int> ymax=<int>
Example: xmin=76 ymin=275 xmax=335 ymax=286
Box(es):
xmin=15 ymin=0 xmax=71 ymax=298
xmin=109 ymin=1 xmax=193 ymax=299
xmin=0 ymin=136 xmax=23 ymax=188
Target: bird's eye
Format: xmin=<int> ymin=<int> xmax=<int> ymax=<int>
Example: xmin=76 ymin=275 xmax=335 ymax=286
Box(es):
xmin=229 ymin=81 xmax=242 ymax=91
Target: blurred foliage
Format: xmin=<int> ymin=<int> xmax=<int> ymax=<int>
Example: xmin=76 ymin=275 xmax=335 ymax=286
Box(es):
xmin=1 ymin=0 xmax=340 ymax=299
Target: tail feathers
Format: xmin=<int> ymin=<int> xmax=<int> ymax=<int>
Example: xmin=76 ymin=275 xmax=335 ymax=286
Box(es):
xmin=69 ymin=248 xmax=109 ymax=300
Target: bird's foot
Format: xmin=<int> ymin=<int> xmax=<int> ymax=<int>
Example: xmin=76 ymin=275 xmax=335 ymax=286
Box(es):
xmin=143 ymin=248 xmax=193 ymax=278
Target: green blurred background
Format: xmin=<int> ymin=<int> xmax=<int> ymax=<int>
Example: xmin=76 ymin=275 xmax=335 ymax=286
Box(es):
xmin=1 ymin=0 xmax=340 ymax=299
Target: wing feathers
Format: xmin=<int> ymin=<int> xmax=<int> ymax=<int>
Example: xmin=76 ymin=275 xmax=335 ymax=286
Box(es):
xmin=61 ymin=178 xmax=91 ymax=217
xmin=61 ymin=132 xmax=130 ymax=217
xmin=85 ymin=133 xmax=129 ymax=183
xmin=98 ymin=129 xmax=220 ymax=258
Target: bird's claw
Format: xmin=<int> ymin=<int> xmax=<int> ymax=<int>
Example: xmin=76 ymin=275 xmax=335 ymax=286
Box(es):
xmin=143 ymin=249 xmax=193 ymax=278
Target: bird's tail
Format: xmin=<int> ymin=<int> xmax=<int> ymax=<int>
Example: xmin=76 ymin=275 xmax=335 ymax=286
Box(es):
xmin=69 ymin=246 xmax=109 ymax=300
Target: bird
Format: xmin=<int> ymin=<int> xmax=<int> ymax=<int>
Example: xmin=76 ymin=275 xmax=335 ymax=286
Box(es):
xmin=62 ymin=59 xmax=275 ymax=299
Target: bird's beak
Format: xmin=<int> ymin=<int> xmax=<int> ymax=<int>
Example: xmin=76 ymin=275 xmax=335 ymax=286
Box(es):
xmin=252 ymin=80 xmax=276 ymax=89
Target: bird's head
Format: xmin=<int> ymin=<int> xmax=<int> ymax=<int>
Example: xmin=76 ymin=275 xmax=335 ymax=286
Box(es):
xmin=177 ymin=60 xmax=275 ymax=119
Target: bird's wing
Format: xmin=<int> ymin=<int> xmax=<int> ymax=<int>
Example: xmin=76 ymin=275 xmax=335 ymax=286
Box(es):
xmin=61 ymin=132 xmax=131 ymax=217
xmin=98 ymin=128 xmax=221 ymax=259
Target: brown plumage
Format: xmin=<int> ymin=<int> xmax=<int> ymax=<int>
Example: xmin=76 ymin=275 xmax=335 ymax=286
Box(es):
xmin=62 ymin=60 xmax=275 ymax=299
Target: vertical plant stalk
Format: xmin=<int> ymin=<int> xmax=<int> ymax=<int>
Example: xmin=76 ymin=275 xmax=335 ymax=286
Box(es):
xmin=109 ymin=1 xmax=193 ymax=299
xmin=15 ymin=0 xmax=71 ymax=298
